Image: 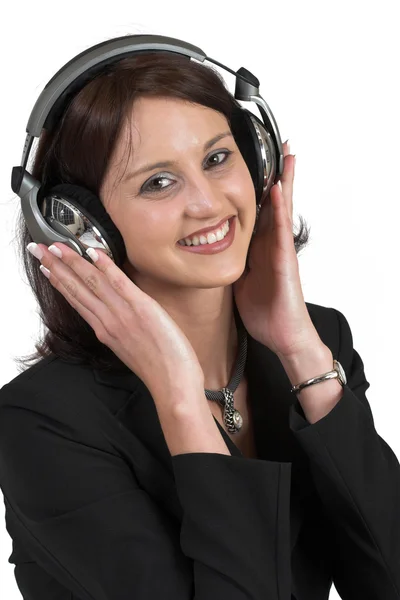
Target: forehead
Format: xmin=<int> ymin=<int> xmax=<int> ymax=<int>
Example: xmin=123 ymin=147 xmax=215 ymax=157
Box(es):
xmin=121 ymin=96 xmax=230 ymax=151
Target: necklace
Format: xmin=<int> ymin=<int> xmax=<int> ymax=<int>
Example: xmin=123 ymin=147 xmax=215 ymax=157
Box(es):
xmin=204 ymin=308 xmax=248 ymax=435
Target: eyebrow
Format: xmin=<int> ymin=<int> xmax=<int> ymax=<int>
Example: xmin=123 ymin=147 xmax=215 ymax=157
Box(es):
xmin=122 ymin=131 xmax=233 ymax=183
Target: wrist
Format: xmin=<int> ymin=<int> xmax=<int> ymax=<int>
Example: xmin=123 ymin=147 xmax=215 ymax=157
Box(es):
xmin=278 ymin=343 xmax=344 ymax=424
xmin=277 ymin=342 xmax=334 ymax=388
xmin=150 ymin=375 xmax=205 ymax=409
xmin=156 ymin=390 xmax=231 ymax=457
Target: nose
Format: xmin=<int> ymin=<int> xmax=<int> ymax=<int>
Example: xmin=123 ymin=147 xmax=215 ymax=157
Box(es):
xmin=183 ymin=170 xmax=227 ymax=217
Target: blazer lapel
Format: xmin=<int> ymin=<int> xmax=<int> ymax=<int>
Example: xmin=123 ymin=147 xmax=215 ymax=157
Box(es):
xmin=93 ymin=332 xmax=310 ymax=549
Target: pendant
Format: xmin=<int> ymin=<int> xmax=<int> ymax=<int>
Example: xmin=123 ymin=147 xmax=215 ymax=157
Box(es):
xmin=221 ymin=387 xmax=243 ymax=434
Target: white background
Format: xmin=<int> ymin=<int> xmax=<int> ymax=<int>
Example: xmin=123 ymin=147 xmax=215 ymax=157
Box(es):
xmin=1 ymin=1 xmax=399 ymax=598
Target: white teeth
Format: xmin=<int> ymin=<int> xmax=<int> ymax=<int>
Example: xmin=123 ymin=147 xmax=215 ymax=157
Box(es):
xmin=179 ymin=219 xmax=230 ymax=247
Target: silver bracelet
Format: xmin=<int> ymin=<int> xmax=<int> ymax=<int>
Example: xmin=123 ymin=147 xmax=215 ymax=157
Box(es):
xmin=290 ymin=360 xmax=347 ymax=394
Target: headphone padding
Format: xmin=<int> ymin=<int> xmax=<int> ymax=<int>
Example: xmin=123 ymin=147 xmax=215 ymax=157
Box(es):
xmin=45 ymin=183 xmax=126 ymax=267
xmin=230 ymin=106 xmax=264 ymax=203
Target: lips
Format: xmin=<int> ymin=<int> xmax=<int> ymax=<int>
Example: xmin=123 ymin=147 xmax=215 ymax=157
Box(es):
xmin=179 ymin=215 xmax=234 ymax=241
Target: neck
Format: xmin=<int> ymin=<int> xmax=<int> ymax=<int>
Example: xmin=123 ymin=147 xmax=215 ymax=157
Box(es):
xmin=162 ymin=287 xmax=239 ymax=390
xmin=126 ymin=276 xmax=239 ymax=390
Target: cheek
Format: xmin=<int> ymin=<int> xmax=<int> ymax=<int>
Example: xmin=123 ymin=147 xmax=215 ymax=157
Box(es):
xmin=228 ymin=162 xmax=256 ymax=203
xmin=118 ymin=210 xmax=174 ymax=257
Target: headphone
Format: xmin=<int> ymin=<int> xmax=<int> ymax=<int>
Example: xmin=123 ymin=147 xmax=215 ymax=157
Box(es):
xmin=11 ymin=34 xmax=284 ymax=268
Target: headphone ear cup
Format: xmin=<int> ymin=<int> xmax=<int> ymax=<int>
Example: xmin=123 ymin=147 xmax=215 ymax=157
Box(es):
xmin=41 ymin=183 xmax=126 ymax=267
xmin=230 ymin=106 xmax=277 ymax=203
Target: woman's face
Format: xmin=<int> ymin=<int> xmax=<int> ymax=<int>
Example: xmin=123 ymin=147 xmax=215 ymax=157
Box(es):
xmin=100 ymin=96 xmax=256 ymax=291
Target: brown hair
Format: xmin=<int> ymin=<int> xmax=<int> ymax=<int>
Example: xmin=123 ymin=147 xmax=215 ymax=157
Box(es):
xmin=14 ymin=51 xmax=311 ymax=373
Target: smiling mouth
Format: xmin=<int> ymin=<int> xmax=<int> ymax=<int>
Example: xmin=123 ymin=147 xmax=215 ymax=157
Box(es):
xmin=176 ymin=216 xmax=236 ymax=254
xmin=178 ymin=217 xmax=232 ymax=246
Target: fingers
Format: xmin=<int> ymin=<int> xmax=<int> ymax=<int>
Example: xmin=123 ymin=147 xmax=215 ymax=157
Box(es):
xmin=281 ymin=140 xmax=295 ymax=224
xmin=40 ymin=261 xmax=108 ymax=339
xmin=282 ymin=139 xmax=290 ymax=158
xmin=28 ymin=242 xmax=137 ymax=340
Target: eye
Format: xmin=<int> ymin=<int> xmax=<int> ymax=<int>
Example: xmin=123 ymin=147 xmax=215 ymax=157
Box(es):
xmin=140 ymin=150 xmax=234 ymax=195
xmin=204 ymin=150 xmax=233 ymax=168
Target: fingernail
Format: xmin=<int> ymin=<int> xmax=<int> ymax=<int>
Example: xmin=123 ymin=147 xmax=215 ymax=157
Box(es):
xmin=284 ymin=139 xmax=290 ymax=153
xmin=26 ymin=242 xmax=43 ymax=260
xmin=39 ymin=265 xmax=51 ymax=279
xmin=48 ymin=245 xmax=63 ymax=258
xmin=86 ymin=248 xmax=99 ymax=262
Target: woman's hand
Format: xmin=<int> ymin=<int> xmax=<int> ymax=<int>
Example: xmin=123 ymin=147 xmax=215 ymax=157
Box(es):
xmin=233 ymin=142 xmax=322 ymax=359
xmin=27 ymin=243 xmax=205 ymax=402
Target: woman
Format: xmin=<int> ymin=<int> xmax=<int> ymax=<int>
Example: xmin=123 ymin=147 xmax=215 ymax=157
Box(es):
xmin=0 ymin=34 xmax=399 ymax=600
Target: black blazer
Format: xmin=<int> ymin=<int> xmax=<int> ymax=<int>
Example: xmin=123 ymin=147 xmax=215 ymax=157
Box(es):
xmin=0 ymin=301 xmax=399 ymax=600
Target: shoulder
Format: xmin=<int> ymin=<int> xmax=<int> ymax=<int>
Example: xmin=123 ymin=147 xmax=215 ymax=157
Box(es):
xmin=0 ymin=355 xmax=133 ymax=441
xmin=1 ymin=355 xmax=95 ymax=405
xmin=1 ymin=353 xmax=92 ymax=392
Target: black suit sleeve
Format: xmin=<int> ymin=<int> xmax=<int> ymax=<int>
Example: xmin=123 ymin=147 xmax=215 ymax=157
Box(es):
xmin=0 ymin=382 xmax=292 ymax=600
xmin=289 ymin=307 xmax=400 ymax=599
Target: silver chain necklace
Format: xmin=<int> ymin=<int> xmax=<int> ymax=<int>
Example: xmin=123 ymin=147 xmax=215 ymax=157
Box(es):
xmin=204 ymin=310 xmax=248 ymax=435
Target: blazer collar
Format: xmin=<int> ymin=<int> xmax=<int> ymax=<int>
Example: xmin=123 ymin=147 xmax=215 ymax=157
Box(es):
xmin=92 ymin=333 xmax=310 ymax=462
xmin=93 ymin=334 xmax=292 ymax=452
xmin=92 ymin=333 xmax=311 ymax=549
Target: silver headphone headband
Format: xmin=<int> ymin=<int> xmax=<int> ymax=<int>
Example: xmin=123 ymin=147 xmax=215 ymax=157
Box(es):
xmin=27 ymin=35 xmax=209 ymax=138
xmin=19 ymin=34 xmax=283 ymax=175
